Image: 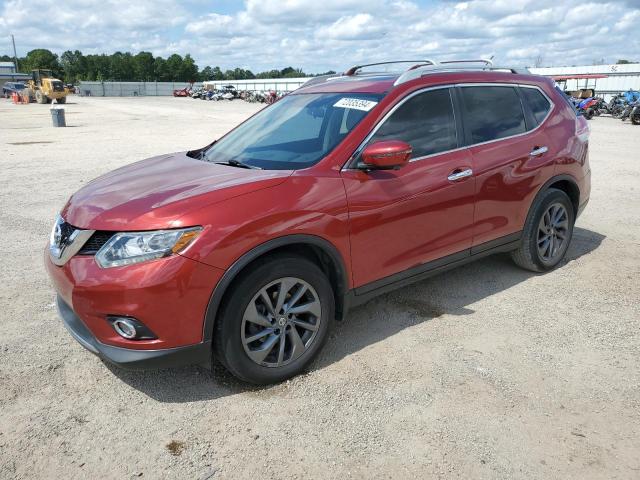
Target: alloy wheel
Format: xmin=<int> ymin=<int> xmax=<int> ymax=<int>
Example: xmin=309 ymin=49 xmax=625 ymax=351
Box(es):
xmin=537 ymin=202 xmax=569 ymax=263
xmin=241 ymin=277 xmax=322 ymax=367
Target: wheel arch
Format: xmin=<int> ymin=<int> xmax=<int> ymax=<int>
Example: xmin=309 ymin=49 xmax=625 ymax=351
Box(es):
xmin=202 ymin=234 xmax=349 ymax=343
xmin=528 ymin=174 xmax=580 ymax=222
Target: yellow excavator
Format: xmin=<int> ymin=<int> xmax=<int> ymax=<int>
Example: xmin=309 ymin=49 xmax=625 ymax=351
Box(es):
xmin=27 ymin=69 xmax=67 ymax=104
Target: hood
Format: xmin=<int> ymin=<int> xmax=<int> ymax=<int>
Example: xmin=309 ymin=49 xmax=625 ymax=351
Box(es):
xmin=62 ymin=152 xmax=292 ymax=230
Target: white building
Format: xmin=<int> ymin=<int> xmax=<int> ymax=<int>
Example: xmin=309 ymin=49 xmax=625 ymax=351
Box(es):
xmin=530 ymin=63 xmax=640 ymax=100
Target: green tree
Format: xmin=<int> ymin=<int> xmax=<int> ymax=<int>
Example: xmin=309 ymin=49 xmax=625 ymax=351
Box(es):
xmin=133 ymin=52 xmax=155 ymax=81
xmin=277 ymin=67 xmax=305 ymax=78
xmin=22 ymin=49 xmax=62 ymax=77
xmin=85 ymin=54 xmax=111 ymax=81
xmin=154 ymin=56 xmax=168 ymax=81
xmin=212 ymin=66 xmax=224 ymax=80
xmin=109 ymin=52 xmax=134 ymax=80
xmin=199 ymin=66 xmax=214 ymax=81
xmin=60 ymin=50 xmax=86 ymax=83
xmin=179 ymin=54 xmax=198 ymax=82
xmin=165 ymin=54 xmax=183 ymax=81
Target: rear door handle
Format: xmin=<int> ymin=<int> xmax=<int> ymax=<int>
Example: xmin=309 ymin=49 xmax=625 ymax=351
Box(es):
xmin=530 ymin=146 xmax=548 ymax=157
xmin=447 ymin=168 xmax=473 ymax=182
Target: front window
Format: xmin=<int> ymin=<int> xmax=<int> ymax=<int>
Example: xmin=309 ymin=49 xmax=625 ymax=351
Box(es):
xmin=203 ymin=93 xmax=383 ymax=170
xmin=367 ymin=88 xmax=458 ymax=158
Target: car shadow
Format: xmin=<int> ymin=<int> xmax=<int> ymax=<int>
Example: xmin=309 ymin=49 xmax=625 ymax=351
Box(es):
xmin=108 ymin=227 xmax=605 ymax=402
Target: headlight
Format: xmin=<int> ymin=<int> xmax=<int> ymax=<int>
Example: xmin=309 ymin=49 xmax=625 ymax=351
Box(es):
xmin=95 ymin=227 xmax=202 ymax=268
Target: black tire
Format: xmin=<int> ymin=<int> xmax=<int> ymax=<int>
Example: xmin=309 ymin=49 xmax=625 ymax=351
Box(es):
xmin=56 ymin=96 xmax=66 ymax=104
xmin=35 ymin=90 xmax=47 ymax=104
xmin=632 ymin=114 xmax=640 ymax=126
xmin=214 ymin=254 xmax=334 ymax=384
xmin=511 ymin=188 xmax=575 ymax=272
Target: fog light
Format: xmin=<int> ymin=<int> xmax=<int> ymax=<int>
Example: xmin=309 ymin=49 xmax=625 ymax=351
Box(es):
xmin=112 ymin=318 xmax=137 ymax=339
xmin=107 ymin=315 xmax=157 ymax=340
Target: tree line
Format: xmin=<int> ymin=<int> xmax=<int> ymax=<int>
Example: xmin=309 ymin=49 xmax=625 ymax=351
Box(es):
xmin=0 ymin=49 xmax=335 ymax=84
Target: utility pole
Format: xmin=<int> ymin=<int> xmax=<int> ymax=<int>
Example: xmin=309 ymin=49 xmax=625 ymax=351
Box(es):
xmin=11 ymin=34 xmax=19 ymax=72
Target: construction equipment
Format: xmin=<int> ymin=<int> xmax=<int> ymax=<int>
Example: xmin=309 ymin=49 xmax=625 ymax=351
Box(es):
xmin=27 ymin=69 xmax=67 ymax=104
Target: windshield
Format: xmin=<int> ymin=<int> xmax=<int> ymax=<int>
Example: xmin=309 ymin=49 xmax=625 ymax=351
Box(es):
xmin=203 ymin=93 xmax=383 ymax=170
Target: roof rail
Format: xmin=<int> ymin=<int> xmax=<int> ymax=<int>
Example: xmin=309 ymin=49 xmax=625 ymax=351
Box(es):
xmin=344 ymin=60 xmax=438 ymax=76
xmin=439 ymin=59 xmax=493 ymax=67
xmin=299 ymin=59 xmax=530 ymax=91
xmin=393 ymin=59 xmax=530 ymax=86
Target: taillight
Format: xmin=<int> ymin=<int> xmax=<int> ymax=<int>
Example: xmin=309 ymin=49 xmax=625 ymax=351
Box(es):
xmin=575 ymin=115 xmax=590 ymax=142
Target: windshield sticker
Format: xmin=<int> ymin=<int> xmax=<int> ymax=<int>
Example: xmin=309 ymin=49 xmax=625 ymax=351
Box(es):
xmin=333 ymin=98 xmax=378 ymax=112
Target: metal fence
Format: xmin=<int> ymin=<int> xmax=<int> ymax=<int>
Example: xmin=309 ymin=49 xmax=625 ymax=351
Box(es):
xmin=78 ymin=78 xmax=309 ymax=97
xmin=78 ymin=81 xmax=203 ymax=97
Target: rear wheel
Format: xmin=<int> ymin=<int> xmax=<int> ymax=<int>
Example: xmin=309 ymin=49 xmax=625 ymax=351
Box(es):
xmin=632 ymin=113 xmax=640 ymax=125
xmin=214 ymin=255 xmax=334 ymax=384
xmin=511 ymin=188 xmax=575 ymax=272
xmin=56 ymin=96 xmax=66 ymax=104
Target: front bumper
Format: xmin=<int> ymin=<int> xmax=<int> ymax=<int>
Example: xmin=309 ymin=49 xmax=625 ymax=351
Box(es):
xmin=45 ymin=250 xmax=224 ymax=350
xmin=57 ymin=295 xmax=211 ymax=369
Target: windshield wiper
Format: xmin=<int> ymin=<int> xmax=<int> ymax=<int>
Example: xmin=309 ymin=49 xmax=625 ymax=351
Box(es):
xmin=213 ymin=159 xmax=262 ymax=170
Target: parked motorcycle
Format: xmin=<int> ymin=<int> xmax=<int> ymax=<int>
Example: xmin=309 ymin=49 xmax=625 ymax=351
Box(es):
xmin=577 ymin=97 xmax=598 ymax=119
xmin=620 ymin=100 xmax=640 ymax=123
xmin=608 ymin=94 xmax=626 ymax=118
xmin=630 ymin=103 xmax=640 ymax=125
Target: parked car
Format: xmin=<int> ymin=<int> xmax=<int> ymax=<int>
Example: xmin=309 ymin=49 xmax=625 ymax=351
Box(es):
xmin=46 ymin=60 xmax=591 ymax=384
xmin=2 ymin=81 xmax=25 ymax=97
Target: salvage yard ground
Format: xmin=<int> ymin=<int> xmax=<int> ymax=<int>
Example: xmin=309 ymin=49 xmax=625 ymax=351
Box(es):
xmin=0 ymin=96 xmax=639 ymax=479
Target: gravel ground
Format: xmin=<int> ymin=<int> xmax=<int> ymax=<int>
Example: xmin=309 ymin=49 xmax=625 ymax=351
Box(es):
xmin=0 ymin=96 xmax=638 ymax=480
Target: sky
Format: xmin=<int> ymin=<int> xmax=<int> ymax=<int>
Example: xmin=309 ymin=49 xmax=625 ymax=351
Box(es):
xmin=1 ymin=0 xmax=639 ymax=73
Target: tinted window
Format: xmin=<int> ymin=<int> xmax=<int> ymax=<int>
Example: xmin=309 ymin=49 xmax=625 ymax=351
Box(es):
xmin=369 ymin=88 xmax=457 ymax=158
xmin=460 ymin=86 xmax=526 ymax=144
xmin=521 ymin=87 xmax=551 ymax=126
xmin=202 ymin=93 xmax=382 ymax=170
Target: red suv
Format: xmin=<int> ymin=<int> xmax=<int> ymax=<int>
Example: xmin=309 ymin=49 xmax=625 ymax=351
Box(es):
xmin=46 ymin=60 xmax=591 ymax=384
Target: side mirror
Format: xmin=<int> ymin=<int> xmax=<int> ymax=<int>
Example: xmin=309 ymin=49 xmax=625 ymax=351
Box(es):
xmin=360 ymin=140 xmax=412 ymax=170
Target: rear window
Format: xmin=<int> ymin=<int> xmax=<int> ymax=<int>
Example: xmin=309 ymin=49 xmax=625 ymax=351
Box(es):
xmin=521 ymin=87 xmax=552 ymax=126
xmin=460 ymin=86 xmax=526 ymax=144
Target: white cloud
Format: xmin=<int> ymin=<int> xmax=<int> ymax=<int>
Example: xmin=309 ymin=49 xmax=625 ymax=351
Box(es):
xmin=0 ymin=0 xmax=638 ymax=72
xmin=316 ymin=14 xmax=385 ymax=40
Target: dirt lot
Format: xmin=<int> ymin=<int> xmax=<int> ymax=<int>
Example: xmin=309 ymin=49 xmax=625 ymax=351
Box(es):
xmin=0 ymin=96 xmax=639 ymax=479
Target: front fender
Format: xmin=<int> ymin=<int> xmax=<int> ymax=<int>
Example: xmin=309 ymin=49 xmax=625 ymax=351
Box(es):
xmin=179 ymin=175 xmax=351 ymax=274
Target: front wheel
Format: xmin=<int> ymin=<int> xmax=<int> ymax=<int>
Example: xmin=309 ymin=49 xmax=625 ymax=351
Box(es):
xmin=214 ymin=255 xmax=334 ymax=384
xmin=35 ymin=90 xmax=47 ymax=104
xmin=511 ymin=188 xmax=575 ymax=272
xmin=56 ymin=96 xmax=66 ymax=104
xmin=632 ymin=113 xmax=640 ymax=125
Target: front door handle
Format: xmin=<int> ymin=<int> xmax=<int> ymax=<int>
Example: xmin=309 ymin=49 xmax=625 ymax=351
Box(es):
xmin=447 ymin=168 xmax=473 ymax=182
xmin=530 ymin=146 xmax=548 ymax=157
